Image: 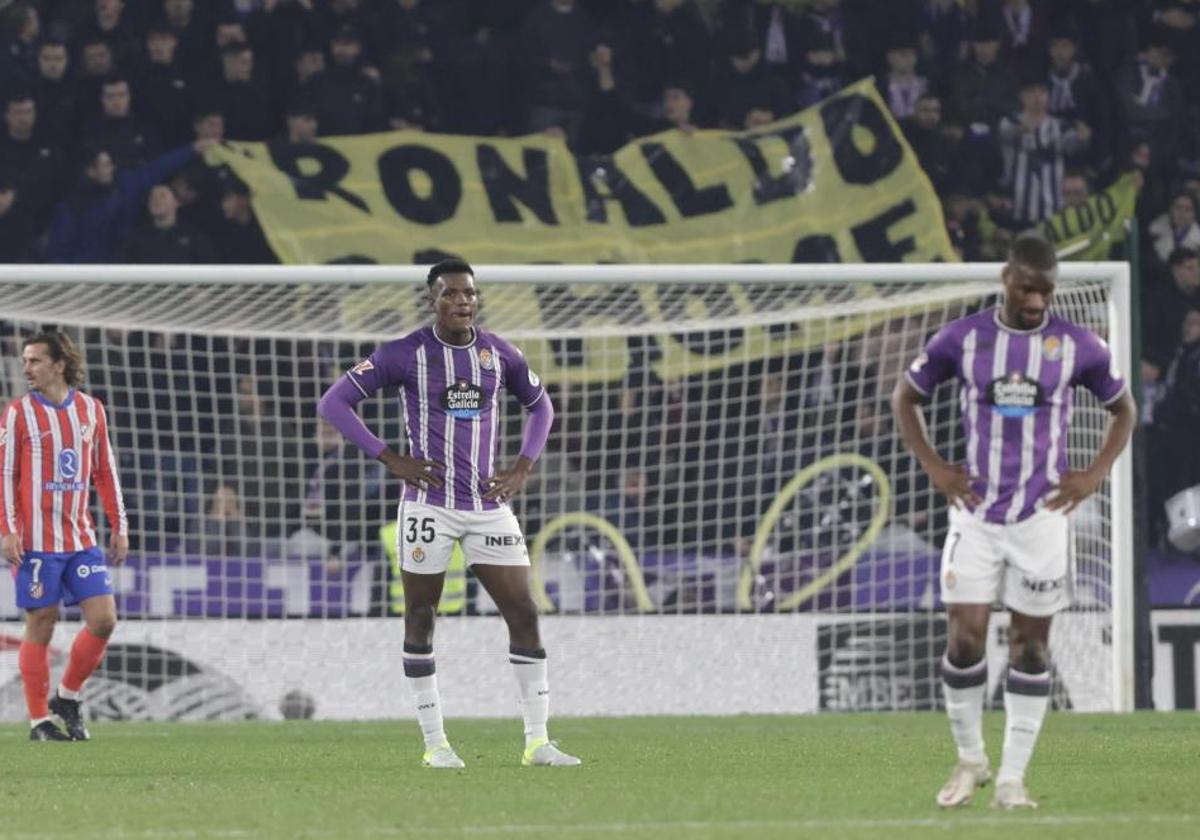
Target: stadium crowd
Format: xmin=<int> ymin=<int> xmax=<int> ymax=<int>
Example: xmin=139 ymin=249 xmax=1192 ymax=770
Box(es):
xmin=1 ymin=0 xmax=1199 ymax=559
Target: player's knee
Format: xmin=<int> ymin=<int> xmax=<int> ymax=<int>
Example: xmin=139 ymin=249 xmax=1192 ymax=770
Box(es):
xmin=946 ymin=630 xmax=987 ymax=667
xmin=503 ymin=599 xmax=540 ymax=641
xmin=89 ymin=615 xmax=117 ymax=639
xmin=1011 ymin=638 xmax=1049 ymax=673
xmin=405 ymin=605 xmax=436 ymax=640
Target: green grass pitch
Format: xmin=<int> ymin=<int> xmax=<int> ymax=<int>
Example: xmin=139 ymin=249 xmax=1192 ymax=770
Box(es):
xmin=2 ymin=713 xmax=1197 ymax=839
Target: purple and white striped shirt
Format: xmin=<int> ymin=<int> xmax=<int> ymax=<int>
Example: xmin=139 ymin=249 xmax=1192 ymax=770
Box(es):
xmin=905 ymin=308 xmax=1126 ymax=524
xmin=346 ymin=326 xmax=545 ymax=512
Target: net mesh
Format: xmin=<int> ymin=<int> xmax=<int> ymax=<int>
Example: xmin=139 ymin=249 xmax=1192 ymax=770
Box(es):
xmin=0 ymin=266 xmax=1123 ymax=716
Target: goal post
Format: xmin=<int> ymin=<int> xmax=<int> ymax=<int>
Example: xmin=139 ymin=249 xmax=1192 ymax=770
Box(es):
xmin=0 ymin=262 xmax=1136 ymax=717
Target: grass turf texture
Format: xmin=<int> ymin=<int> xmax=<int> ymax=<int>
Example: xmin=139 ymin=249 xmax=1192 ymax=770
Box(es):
xmin=1 ymin=713 xmax=1196 ymax=840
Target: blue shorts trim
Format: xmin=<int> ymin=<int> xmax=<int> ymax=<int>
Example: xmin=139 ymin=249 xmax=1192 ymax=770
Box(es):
xmin=14 ymin=547 xmax=114 ymax=609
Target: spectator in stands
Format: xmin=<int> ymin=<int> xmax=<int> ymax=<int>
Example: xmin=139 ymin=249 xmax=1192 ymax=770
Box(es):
xmin=213 ymin=178 xmax=276 ymax=264
xmin=1156 ymin=306 xmax=1200 ymax=500
xmin=996 ymin=77 xmax=1089 ymax=225
xmin=1144 ymin=247 xmax=1200 ymax=381
xmin=0 ymin=92 xmax=65 ymax=231
xmin=311 ymin=25 xmax=386 ymax=136
xmin=75 ymin=36 xmax=119 ymax=128
xmin=163 ymin=0 xmax=212 ymax=85
xmin=794 ymin=0 xmax=849 ymax=77
xmin=0 ymin=173 xmax=37 ymax=262
xmin=1148 ymin=191 xmax=1200 ymax=265
xmin=878 ymin=36 xmax=928 ymax=121
xmin=792 ymin=26 xmax=848 ymax=109
xmin=520 ymin=0 xmax=599 ymax=143
xmin=374 ymin=0 xmax=445 ymax=74
xmin=1061 ymin=169 xmax=1092 ymax=209
xmin=91 ymin=75 xmax=161 ymax=168
xmin=187 ymin=483 xmax=263 ymax=559
xmin=215 ymin=41 xmax=277 ymax=142
xmin=45 ymin=138 xmax=212 ymax=263
xmin=297 ymin=418 xmax=386 ymax=565
xmin=919 ymin=0 xmax=969 ymax=94
xmin=136 ymin=23 xmax=193 ymax=147
xmin=1 ymin=2 xmax=40 ymax=84
xmin=383 ymin=45 xmax=441 ymax=133
xmin=122 ymin=183 xmax=215 ymax=264
xmin=712 ymin=25 xmax=791 ymax=130
xmin=32 ymin=38 xmax=75 ymax=137
xmin=947 ymin=16 xmax=1019 ymax=132
xmin=622 ymin=0 xmax=711 ymax=115
xmin=1116 ymin=28 xmax=1184 ymax=179
xmin=72 ymin=0 xmax=140 ymax=71
xmin=993 ymin=0 xmax=1051 ymax=82
xmin=280 ymin=100 xmax=319 ymax=144
xmin=579 ymin=44 xmax=698 ymax=154
xmin=1045 ymin=22 xmax=1108 ymax=169
xmin=901 ymin=93 xmax=959 ymax=196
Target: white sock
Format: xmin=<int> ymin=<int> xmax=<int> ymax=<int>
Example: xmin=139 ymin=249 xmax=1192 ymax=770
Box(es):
xmin=57 ymin=685 xmax=80 ymax=701
xmin=510 ymin=647 xmax=549 ymax=747
xmin=403 ymin=645 xmax=447 ymax=750
xmin=998 ymin=667 xmax=1050 ymax=785
xmin=30 ymin=716 xmax=52 ymax=729
xmin=941 ymin=653 xmax=988 ymax=765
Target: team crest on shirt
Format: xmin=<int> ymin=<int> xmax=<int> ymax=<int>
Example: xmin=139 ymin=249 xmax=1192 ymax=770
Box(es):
xmin=80 ymin=424 xmax=95 ymax=443
xmin=1042 ymin=336 xmax=1062 ymax=362
xmin=988 ymin=372 xmax=1045 ymax=418
xmin=411 ymin=547 xmax=425 ymax=564
xmin=443 ymin=380 xmax=483 ymax=419
xmin=351 ymin=359 xmax=374 ymax=376
xmin=479 ymin=348 xmax=494 ymax=370
xmin=29 ymin=582 xmax=43 ymax=599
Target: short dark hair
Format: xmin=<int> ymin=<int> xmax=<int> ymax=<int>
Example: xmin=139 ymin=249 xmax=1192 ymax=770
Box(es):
xmin=1008 ymin=232 xmax=1057 ymax=272
xmin=221 ymin=40 xmax=252 ymax=59
xmin=24 ymin=331 xmax=85 ymax=388
xmin=1169 ymin=247 xmax=1198 ymax=267
xmin=100 ymin=74 xmax=130 ymax=91
xmin=426 ymin=258 xmax=473 ymax=289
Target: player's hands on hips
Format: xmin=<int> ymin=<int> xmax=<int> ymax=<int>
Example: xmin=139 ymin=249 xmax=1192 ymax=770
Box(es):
xmin=929 ymin=462 xmax=982 ymax=510
xmin=2 ymin=533 xmax=22 ymax=568
xmin=110 ymin=532 xmax=130 ymax=566
xmin=486 ymin=460 xmax=533 ymax=504
xmin=379 ymin=450 xmax=445 ymax=490
xmin=1046 ymin=469 xmax=1103 ymax=514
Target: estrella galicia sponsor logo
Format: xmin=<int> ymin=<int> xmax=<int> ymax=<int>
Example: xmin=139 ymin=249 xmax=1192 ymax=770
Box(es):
xmin=1020 ymin=575 xmax=1066 ymax=593
xmin=484 ymin=535 xmax=525 ymax=548
xmin=443 ymin=381 xmax=483 ymax=419
xmin=59 ymin=448 xmax=79 ymax=479
xmin=987 ymin=372 xmax=1044 ymax=418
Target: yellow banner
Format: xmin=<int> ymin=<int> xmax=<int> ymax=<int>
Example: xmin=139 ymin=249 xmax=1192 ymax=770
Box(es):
xmin=212 ymin=78 xmax=955 ymax=266
xmin=1038 ymin=173 xmax=1140 ymax=260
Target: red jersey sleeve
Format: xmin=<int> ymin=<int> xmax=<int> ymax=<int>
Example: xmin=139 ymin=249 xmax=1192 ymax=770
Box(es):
xmin=0 ymin=402 xmax=23 ymax=538
xmin=91 ymin=401 xmax=128 ymax=537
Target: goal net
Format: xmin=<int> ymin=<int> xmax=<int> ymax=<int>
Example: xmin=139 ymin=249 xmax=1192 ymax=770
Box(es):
xmin=0 ymin=264 xmax=1133 ymax=719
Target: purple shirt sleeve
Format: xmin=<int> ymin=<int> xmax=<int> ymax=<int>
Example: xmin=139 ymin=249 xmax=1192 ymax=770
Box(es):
xmin=904 ymin=325 xmax=959 ymax=396
xmin=316 ymin=377 xmax=388 ymax=459
xmin=1072 ymin=330 xmax=1127 ymax=405
xmin=519 ymin=392 xmax=554 ymax=461
xmin=500 ymin=341 xmax=547 ymax=408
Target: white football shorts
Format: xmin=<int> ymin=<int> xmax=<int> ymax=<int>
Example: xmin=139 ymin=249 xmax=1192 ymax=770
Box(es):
xmin=396 ymin=500 xmax=530 ymax=574
xmin=939 ymin=505 xmax=1071 ymax=617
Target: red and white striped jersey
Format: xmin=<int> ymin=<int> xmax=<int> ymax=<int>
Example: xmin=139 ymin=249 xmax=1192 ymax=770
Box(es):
xmin=0 ymin=389 xmax=127 ymax=553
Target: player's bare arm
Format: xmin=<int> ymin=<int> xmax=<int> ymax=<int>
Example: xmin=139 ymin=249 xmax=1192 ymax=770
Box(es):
xmin=891 ymin=378 xmax=982 ymax=509
xmin=1046 ymin=391 xmax=1137 ymax=513
xmin=3 ymin=532 xmax=22 ymax=567
xmin=109 ymin=532 xmax=130 ymax=565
